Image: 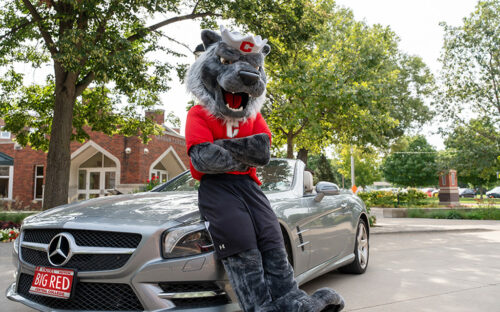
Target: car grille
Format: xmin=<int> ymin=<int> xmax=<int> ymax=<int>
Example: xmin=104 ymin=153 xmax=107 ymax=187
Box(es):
xmin=23 ymin=229 xmax=142 ymax=248
xmin=17 ymin=273 xmax=144 ymax=311
xmin=20 ymin=229 xmax=141 ymax=271
xmin=21 ymin=247 xmax=131 ymax=271
xmin=158 ymin=281 xmax=230 ymax=308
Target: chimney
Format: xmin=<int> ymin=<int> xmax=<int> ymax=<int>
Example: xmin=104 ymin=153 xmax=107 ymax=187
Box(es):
xmin=145 ymin=109 xmax=165 ymax=125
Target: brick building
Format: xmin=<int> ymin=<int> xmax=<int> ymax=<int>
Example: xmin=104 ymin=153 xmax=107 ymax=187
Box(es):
xmin=0 ymin=111 xmax=189 ymax=209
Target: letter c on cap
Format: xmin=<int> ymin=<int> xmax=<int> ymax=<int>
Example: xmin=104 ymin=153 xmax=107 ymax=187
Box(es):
xmin=239 ymin=41 xmax=254 ymax=53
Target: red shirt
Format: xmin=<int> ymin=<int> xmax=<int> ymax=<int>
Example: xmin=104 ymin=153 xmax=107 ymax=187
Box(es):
xmin=185 ymin=105 xmax=272 ymax=185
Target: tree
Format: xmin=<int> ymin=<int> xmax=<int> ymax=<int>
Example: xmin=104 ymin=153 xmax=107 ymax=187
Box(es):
xmin=263 ymin=4 xmax=434 ymax=163
xmin=441 ymin=117 xmax=499 ymax=196
xmin=382 ymin=136 xmax=437 ymax=187
xmin=439 ymin=0 xmax=500 ymax=129
xmin=0 ymin=0 xmax=311 ymax=209
xmin=307 ymin=153 xmax=341 ymax=185
xmin=337 ymin=145 xmax=381 ymax=189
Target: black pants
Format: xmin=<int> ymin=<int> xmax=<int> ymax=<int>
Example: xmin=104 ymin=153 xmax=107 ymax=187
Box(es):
xmin=198 ymin=174 xmax=284 ymax=259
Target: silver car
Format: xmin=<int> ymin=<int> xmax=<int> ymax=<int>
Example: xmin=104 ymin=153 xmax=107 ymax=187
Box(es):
xmin=6 ymin=159 xmax=370 ymax=311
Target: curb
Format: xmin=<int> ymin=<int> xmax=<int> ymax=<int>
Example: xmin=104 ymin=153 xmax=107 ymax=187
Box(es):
xmin=372 ymin=207 xmax=491 ymax=218
xmin=371 ymin=227 xmax=493 ymax=235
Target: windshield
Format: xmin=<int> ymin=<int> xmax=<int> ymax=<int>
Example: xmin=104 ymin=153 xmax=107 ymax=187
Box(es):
xmin=154 ymin=159 xmax=296 ymax=193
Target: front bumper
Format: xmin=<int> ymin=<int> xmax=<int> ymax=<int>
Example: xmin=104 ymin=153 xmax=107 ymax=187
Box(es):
xmin=6 ymin=281 xmax=240 ymax=312
xmin=7 ymin=224 xmax=241 ymax=312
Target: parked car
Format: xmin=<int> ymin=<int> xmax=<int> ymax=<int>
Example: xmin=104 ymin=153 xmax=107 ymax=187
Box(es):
xmin=486 ymin=187 xmax=500 ymax=198
xmin=420 ymin=188 xmax=435 ymax=197
xmin=7 ymin=159 xmax=370 ymax=312
xmin=459 ymin=188 xmax=476 ymax=198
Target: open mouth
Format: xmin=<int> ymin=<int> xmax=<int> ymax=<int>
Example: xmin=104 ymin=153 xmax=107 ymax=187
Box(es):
xmin=221 ymin=88 xmax=249 ymax=112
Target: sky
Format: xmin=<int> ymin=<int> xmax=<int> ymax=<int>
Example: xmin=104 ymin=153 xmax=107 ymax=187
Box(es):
xmin=155 ymin=0 xmax=479 ymax=151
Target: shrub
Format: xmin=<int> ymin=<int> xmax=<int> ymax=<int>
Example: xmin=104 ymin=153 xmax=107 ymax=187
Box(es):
xmin=144 ymin=175 xmax=161 ymax=191
xmin=0 ymin=212 xmax=34 ymax=225
xmin=359 ymin=189 xmax=427 ymax=208
xmin=1 ymin=228 xmax=19 ymax=242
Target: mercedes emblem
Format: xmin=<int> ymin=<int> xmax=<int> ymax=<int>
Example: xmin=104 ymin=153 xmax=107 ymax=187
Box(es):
xmin=47 ymin=233 xmax=73 ymax=266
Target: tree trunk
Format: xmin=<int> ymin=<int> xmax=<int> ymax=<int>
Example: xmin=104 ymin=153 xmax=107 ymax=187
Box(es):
xmin=297 ymin=148 xmax=308 ymax=166
xmin=286 ymin=133 xmax=294 ymax=159
xmin=43 ymin=65 xmax=77 ymax=209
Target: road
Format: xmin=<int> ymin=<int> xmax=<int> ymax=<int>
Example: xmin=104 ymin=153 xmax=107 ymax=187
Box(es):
xmin=2 ymin=218 xmax=500 ymax=311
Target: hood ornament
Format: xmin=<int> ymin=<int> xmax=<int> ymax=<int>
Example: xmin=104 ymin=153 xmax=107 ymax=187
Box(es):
xmin=47 ymin=233 xmax=74 ymax=266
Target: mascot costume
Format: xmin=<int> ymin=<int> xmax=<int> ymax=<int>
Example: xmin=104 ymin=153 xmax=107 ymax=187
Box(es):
xmin=185 ymin=26 xmax=345 ymax=312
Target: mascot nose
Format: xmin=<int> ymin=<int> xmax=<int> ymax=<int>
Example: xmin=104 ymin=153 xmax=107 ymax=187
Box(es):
xmin=239 ymin=71 xmax=259 ymax=86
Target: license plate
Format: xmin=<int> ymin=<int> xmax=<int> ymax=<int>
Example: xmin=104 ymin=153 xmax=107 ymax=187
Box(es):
xmin=29 ymin=267 xmax=75 ymax=299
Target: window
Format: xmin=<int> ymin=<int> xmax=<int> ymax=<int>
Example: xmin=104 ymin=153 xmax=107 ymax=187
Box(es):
xmin=0 ymin=166 xmax=12 ymax=200
xmin=152 ymin=162 xmax=168 ymax=183
xmin=77 ymin=151 xmax=118 ymax=201
xmin=34 ymin=166 xmax=44 ymax=200
xmin=0 ymin=127 xmax=11 ymax=139
xmin=80 ymin=152 xmax=116 ymax=168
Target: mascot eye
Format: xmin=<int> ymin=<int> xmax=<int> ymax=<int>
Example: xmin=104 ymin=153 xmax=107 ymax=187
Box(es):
xmin=220 ymin=57 xmax=233 ymax=65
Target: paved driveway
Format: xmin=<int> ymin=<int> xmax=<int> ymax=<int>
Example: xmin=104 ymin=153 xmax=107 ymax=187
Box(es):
xmin=2 ymin=218 xmax=500 ymax=311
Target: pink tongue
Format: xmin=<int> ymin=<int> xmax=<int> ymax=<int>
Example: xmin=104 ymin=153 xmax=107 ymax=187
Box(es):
xmin=224 ymin=92 xmax=242 ymax=109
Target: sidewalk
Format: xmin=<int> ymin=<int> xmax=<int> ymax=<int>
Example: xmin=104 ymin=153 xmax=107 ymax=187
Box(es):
xmin=369 ymin=207 xmax=500 ymax=235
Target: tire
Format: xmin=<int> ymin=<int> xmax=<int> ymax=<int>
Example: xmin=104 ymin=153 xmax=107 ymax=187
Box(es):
xmin=339 ymin=219 xmax=369 ymax=274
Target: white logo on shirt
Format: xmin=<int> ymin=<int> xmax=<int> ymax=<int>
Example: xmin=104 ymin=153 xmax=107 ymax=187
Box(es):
xmin=226 ymin=120 xmax=239 ymax=138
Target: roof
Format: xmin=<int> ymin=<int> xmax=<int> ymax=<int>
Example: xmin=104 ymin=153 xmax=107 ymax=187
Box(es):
xmin=0 ymin=152 xmax=13 ymax=165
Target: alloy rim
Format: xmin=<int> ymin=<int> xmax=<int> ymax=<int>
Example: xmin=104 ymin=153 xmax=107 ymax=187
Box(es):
xmin=357 ymin=223 xmax=368 ymax=269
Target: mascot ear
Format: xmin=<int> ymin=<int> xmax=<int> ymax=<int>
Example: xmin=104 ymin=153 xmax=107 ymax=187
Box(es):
xmin=201 ymin=30 xmax=222 ymax=49
xmin=261 ymin=44 xmax=271 ymax=56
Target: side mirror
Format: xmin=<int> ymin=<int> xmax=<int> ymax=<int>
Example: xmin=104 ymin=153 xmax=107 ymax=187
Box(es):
xmin=314 ymin=182 xmax=340 ymax=202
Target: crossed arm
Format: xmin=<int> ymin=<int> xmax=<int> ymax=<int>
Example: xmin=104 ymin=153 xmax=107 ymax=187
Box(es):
xmin=189 ymin=134 xmax=271 ymax=174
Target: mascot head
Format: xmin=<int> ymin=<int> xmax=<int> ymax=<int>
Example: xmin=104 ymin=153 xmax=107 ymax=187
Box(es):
xmin=187 ymin=26 xmax=271 ymax=121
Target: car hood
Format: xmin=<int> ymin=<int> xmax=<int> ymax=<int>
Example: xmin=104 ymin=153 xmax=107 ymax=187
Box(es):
xmin=23 ymin=192 xmax=201 ymax=228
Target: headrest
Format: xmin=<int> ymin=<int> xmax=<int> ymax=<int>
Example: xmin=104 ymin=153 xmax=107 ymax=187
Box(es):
xmin=304 ymin=171 xmax=314 ymax=193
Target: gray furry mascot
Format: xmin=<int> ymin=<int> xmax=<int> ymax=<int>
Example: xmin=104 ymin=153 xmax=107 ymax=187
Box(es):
xmin=185 ymin=26 xmax=344 ymax=312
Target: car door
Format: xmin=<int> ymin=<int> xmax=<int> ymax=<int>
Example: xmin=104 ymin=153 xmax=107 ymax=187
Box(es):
xmin=298 ymin=193 xmax=353 ymax=269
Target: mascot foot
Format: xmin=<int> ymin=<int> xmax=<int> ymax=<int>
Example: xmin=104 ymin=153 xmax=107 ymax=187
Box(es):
xmin=312 ymin=288 xmax=345 ymax=312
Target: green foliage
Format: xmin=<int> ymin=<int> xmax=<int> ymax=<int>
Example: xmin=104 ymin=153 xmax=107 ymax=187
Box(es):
xmin=382 ymin=135 xmax=438 ymax=187
xmin=307 ymin=154 xmax=340 ymax=185
xmin=337 ymin=145 xmax=381 ymax=188
xmin=358 ymin=189 xmax=427 ymax=208
xmin=0 ymin=212 xmax=35 ymax=224
xmin=407 ymin=208 xmax=500 ymax=220
xmin=441 ymin=117 xmax=500 ymax=191
xmin=264 ymin=2 xmax=434 ymax=157
xmin=438 ymin=0 xmax=500 ymax=127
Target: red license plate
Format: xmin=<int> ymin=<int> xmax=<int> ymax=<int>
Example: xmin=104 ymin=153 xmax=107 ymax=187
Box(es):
xmin=29 ymin=267 xmax=75 ymax=299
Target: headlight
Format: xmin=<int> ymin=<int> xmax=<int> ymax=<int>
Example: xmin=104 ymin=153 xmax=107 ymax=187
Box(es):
xmin=13 ymin=235 xmax=20 ymax=255
xmin=162 ymin=223 xmax=214 ymax=259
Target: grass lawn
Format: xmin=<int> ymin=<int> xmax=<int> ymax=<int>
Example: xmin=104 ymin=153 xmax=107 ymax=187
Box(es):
xmin=408 ymin=208 xmax=500 ymax=220
xmin=419 ymin=197 xmax=500 ymax=208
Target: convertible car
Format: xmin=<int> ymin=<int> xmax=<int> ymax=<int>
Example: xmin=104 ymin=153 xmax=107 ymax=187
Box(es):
xmin=6 ymin=159 xmax=369 ymax=312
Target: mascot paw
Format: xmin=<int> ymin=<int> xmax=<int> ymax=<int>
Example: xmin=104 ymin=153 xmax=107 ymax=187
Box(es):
xmin=312 ymin=288 xmax=345 ymax=312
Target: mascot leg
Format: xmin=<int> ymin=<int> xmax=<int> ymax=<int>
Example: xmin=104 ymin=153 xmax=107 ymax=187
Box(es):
xmin=260 ymin=247 xmax=345 ymax=312
xmin=221 ymin=249 xmax=273 ymax=312
xmin=222 ymin=247 xmax=344 ymax=312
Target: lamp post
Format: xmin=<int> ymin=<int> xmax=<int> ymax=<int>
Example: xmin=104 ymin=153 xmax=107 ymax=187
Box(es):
xmin=350 ymin=146 xmax=355 ymax=187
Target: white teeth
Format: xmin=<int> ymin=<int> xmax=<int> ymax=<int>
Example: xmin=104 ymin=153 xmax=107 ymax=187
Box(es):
xmin=226 ymin=104 xmax=244 ymax=112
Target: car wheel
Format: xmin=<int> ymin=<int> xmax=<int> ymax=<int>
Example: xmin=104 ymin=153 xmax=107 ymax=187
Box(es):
xmin=339 ymin=219 xmax=369 ymax=274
